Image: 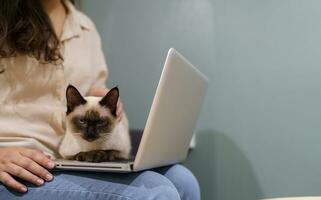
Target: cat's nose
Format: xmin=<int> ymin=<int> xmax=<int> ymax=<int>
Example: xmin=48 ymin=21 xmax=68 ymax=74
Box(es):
xmin=83 ymin=127 xmax=99 ymax=141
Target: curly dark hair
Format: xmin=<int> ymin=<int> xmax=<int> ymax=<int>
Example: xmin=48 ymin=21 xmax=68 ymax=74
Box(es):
xmin=0 ymin=0 xmax=68 ymax=64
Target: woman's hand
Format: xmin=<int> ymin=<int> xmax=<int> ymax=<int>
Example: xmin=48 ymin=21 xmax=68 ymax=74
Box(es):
xmin=88 ymin=88 xmax=124 ymax=121
xmin=0 ymin=147 xmax=55 ymax=193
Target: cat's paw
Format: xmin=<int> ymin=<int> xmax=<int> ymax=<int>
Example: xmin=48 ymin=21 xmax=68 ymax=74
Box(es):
xmin=104 ymin=150 xmax=123 ymax=161
xmin=74 ymin=150 xmax=109 ymax=162
xmin=73 ymin=150 xmax=124 ymax=162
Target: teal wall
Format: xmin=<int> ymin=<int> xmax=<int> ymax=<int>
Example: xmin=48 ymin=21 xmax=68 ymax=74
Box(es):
xmin=82 ymin=1 xmax=321 ymax=199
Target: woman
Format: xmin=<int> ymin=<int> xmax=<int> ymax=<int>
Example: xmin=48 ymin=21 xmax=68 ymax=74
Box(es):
xmin=0 ymin=0 xmax=200 ymax=199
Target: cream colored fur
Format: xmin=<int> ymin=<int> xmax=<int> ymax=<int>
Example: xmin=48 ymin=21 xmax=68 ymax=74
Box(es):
xmin=58 ymin=96 xmax=131 ymax=159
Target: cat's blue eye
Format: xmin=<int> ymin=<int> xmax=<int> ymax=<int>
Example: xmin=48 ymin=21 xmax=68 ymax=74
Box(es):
xmin=79 ymin=118 xmax=86 ymax=124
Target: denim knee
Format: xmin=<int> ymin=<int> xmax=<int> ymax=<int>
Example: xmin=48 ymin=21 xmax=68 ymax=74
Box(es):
xmin=129 ymin=170 xmax=181 ymax=200
xmin=162 ymin=165 xmax=200 ymax=200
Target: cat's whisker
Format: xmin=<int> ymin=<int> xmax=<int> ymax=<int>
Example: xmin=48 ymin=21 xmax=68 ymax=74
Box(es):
xmin=98 ymin=134 xmax=111 ymax=141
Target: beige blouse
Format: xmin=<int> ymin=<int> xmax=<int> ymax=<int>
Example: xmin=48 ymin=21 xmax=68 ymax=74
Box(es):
xmin=0 ymin=2 xmax=108 ymax=158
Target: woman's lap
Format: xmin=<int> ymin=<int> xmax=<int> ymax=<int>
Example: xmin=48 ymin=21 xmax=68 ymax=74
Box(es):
xmin=155 ymin=165 xmax=201 ymax=200
xmin=0 ymin=164 xmax=200 ymax=200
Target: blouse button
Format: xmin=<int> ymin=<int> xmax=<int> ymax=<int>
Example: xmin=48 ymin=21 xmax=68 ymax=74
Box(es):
xmin=0 ymin=64 xmax=6 ymax=73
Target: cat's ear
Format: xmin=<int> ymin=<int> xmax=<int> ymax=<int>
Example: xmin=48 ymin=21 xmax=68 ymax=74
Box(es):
xmin=66 ymin=85 xmax=87 ymax=115
xmin=99 ymin=87 xmax=119 ymax=116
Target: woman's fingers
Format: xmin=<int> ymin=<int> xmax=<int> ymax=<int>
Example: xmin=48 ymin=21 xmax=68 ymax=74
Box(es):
xmin=21 ymin=149 xmax=55 ymax=169
xmin=0 ymin=147 xmax=55 ymax=192
xmin=0 ymin=172 xmax=27 ymax=193
xmin=20 ymin=149 xmax=54 ymax=181
xmin=88 ymin=88 xmax=107 ymax=96
xmin=5 ymin=163 xmax=44 ymax=186
xmin=116 ymin=100 xmax=123 ymax=121
xmin=45 ymin=154 xmax=52 ymax=159
xmin=14 ymin=156 xmax=53 ymax=182
xmin=88 ymin=88 xmax=124 ymax=121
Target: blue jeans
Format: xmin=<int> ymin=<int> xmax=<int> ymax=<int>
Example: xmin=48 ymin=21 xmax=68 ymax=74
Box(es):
xmin=0 ymin=164 xmax=200 ymax=200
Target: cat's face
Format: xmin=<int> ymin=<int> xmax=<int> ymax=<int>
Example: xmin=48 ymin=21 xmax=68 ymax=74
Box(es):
xmin=65 ymin=85 xmax=119 ymax=142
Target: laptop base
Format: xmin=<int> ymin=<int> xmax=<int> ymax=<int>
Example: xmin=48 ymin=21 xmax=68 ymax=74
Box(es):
xmin=54 ymin=159 xmax=134 ymax=172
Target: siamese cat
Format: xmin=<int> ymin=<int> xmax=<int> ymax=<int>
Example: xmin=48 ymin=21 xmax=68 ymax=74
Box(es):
xmin=59 ymin=85 xmax=131 ymax=162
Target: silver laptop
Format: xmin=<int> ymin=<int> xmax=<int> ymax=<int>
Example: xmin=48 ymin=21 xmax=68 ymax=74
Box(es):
xmin=54 ymin=48 xmax=208 ymax=172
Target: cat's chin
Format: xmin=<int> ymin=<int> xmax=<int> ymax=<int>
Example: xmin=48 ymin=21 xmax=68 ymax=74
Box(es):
xmin=81 ymin=136 xmax=99 ymax=142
